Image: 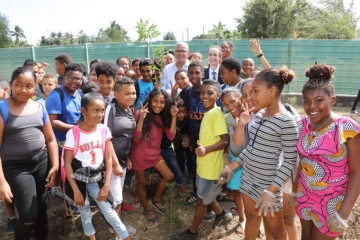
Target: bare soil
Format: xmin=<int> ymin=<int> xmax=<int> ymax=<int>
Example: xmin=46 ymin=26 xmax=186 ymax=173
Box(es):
xmin=0 ymin=107 xmax=359 ymax=240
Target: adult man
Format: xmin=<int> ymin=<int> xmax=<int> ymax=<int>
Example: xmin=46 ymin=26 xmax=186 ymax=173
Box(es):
xmin=203 ymin=45 xmax=223 ymax=84
xmin=161 ymin=42 xmax=190 ymax=95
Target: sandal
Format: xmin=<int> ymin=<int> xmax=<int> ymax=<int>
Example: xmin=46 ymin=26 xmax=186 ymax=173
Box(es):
xmin=142 ymin=210 xmax=159 ymax=224
xmin=150 ymin=198 xmax=166 ymax=214
xmin=216 ymin=193 xmax=234 ymax=202
xmin=230 ymin=206 xmax=238 ymax=215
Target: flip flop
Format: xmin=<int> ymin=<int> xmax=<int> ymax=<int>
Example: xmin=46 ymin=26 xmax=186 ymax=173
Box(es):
xmin=150 ymin=198 xmax=166 ymax=214
xmin=143 ymin=210 xmax=159 ymax=224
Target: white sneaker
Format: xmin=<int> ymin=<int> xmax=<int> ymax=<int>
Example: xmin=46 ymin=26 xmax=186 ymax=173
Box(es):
xmin=126 ymin=225 xmax=137 ymax=236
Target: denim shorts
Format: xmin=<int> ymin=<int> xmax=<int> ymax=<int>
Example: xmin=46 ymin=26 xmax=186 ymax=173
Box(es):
xmin=196 ymin=174 xmax=215 ymax=199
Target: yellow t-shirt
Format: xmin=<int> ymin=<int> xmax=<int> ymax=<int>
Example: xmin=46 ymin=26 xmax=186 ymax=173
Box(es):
xmin=197 ymin=107 xmax=228 ymax=180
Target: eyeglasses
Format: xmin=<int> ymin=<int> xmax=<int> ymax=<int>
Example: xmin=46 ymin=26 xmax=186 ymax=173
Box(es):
xmin=66 ymin=75 xmax=82 ymax=82
xmin=175 ymin=50 xmax=188 ymax=54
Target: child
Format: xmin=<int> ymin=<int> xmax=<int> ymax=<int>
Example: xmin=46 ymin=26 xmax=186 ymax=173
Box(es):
xmin=188 ymin=52 xmax=203 ymax=62
xmin=105 ymin=77 xmax=137 ymax=235
xmin=63 ymin=92 xmax=130 ymax=240
xmin=116 ymin=66 xmax=125 ymax=80
xmin=125 ymin=69 xmax=137 ymax=81
xmin=129 ymin=88 xmax=177 ymax=223
xmin=88 ymin=64 xmax=98 ymax=85
xmin=0 ymin=79 xmax=10 ymax=100
xmin=23 ymin=59 xmax=41 ymax=98
xmin=35 ymin=73 xmax=58 ymax=107
xmin=170 ymin=69 xmax=191 ymax=99
xmin=291 ymin=63 xmax=360 ymax=239
xmin=0 ymin=67 xmax=59 ymax=239
xmin=134 ymin=58 xmax=154 ymax=109
xmin=220 ymin=57 xmax=243 ymax=88
xmin=116 ymin=56 xmax=131 ymax=72
xmin=219 ymin=67 xmax=299 ymax=240
xmin=131 ymin=58 xmax=142 ymax=80
xmin=220 ymin=87 xmax=246 ymax=232
xmin=163 ymin=50 xmax=175 ymax=66
xmin=95 ymin=61 xmax=118 ymax=103
xmin=184 ymin=61 xmax=205 ymax=205
xmin=170 ymin=80 xmax=232 ymax=239
xmin=54 ymin=53 xmax=73 ymax=85
xmin=81 ymin=81 xmax=100 ymax=94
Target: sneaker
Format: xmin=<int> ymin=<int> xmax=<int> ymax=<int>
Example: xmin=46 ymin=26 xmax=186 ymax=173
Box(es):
xmin=170 ymin=229 xmax=199 ymax=240
xmin=89 ymin=197 xmax=98 ymax=209
xmin=351 ymin=110 xmax=359 ymax=114
xmin=204 ymin=210 xmax=215 ymax=220
xmin=69 ymin=205 xmax=80 ymax=216
xmin=51 ymin=186 xmax=64 ymax=199
xmin=121 ymin=202 xmax=135 ymax=213
xmin=211 ymin=210 xmax=233 ymax=229
xmin=6 ymin=218 xmax=17 ymax=235
xmin=185 ymin=193 xmax=197 ymax=206
xmin=126 ymin=225 xmax=137 ymax=236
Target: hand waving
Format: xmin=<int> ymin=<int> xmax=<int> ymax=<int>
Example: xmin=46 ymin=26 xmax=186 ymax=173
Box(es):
xmin=139 ymin=102 xmax=149 ymax=120
xmin=250 ymin=38 xmax=262 ymax=56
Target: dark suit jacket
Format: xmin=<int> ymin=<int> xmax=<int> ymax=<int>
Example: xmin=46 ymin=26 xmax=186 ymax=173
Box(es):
xmin=203 ymin=67 xmax=224 ymax=84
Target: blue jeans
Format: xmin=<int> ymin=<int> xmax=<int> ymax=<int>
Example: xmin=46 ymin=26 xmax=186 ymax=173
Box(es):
xmin=161 ymin=147 xmax=184 ymax=186
xmin=78 ymin=183 xmax=129 ymax=238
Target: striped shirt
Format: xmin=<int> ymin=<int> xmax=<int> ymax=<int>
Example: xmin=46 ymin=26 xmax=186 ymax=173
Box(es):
xmin=236 ymin=109 xmax=299 ymax=205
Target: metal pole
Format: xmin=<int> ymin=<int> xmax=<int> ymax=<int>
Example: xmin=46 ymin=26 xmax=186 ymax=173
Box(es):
xmin=85 ymin=43 xmax=89 ymax=71
xmin=187 ymin=29 xmax=189 ymax=41
xmin=31 ymin=46 xmax=36 ymax=60
xmin=287 ymin=39 xmax=293 ymax=93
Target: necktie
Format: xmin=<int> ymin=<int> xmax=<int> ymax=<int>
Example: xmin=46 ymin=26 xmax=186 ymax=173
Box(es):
xmin=212 ymin=71 xmax=216 ymax=80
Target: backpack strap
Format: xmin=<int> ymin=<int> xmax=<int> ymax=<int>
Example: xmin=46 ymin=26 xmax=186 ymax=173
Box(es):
xmin=53 ymin=87 xmax=65 ymax=103
xmin=101 ymin=125 xmax=107 ymax=156
xmin=103 ymin=104 xmax=112 ymax=127
xmin=0 ymin=100 xmax=9 ymax=125
xmin=135 ymin=81 xmax=140 ymax=105
xmin=72 ymin=125 xmax=80 ymax=158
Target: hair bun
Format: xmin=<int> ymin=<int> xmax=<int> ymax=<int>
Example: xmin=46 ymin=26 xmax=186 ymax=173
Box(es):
xmin=305 ymin=62 xmax=335 ymax=81
xmin=279 ymin=67 xmax=295 ymax=85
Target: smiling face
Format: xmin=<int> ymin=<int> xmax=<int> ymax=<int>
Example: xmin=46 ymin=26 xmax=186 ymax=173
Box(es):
xmin=200 ymin=84 xmax=219 ymax=111
xmin=208 ymin=47 xmax=221 ymax=68
xmin=303 ymin=89 xmax=335 ymax=125
xmin=242 ymin=58 xmax=255 ymax=78
xmin=89 ymin=69 xmax=98 ymax=84
xmin=222 ymin=92 xmax=242 ymax=118
xmin=221 ymin=42 xmax=233 ymax=59
xmin=117 ymin=58 xmax=130 ymax=72
xmin=64 ymin=70 xmax=83 ymax=94
xmin=175 ymin=44 xmax=189 ymax=64
xmin=116 ymin=67 xmax=125 ymax=80
xmin=176 ymin=106 xmax=187 ymax=122
xmin=164 ymin=53 xmax=175 ymax=65
xmin=114 ymin=84 xmax=136 ymax=109
xmin=98 ymin=74 xmax=115 ymax=97
xmin=140 ymin=65 xmax=153 ymax=83
xmin=11 ymin=72 xmax=36 ymax=102
xmin=175 ymin=72 xmax=190 ymax=90
xmin=82 ymin=99 xmax=105 ymax=125
xmin=151 ymin=93 xmax=166 ymax=114
xmin=188 ymin=66 xmax=204 ymax=88
xmin=240 ymin=81 xmax=255 ymax=109
xmin=132 ymin=60 xmax=141 ymax=76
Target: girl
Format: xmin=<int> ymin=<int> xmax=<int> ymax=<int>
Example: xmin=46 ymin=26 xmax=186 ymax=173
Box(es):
xmin=63 ymin=92 xmax=130 ymax=240
xmin=129 ymin=88 xmax=177 ymax=223
xmin=116 ymin=56 xmax=131 ymax=72
xmin=188 ymin=52 xmax=203 ymax=62
xmin=221 ymin=41 xmax=234 ymax=60
xmin=291 ymin=63 xmax=360 ymax=240
xmin=131 ymin=58 xmax=142 ymax=81
xmin=0 ymin=67 xmax=59 ymax=239
xmin=163 ymin=50 xmax=175 ymax=66
xmin=219 ymin=67 xmax=299 ymax=240
xmin=220 ymin=87 xmax=246 ymax=233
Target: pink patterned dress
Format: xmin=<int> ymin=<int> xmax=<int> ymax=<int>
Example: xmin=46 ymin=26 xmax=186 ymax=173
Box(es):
xmin=295 ymin=116 xmax=360 ymax=237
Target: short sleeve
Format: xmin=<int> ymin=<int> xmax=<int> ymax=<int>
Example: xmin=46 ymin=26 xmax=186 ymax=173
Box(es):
xmin=213 ymin=109 xmax=228 ymax=136
xmin=105 ymin=126 xmax=112 ymax=141
xmin=63 ymin=129 xmax=75 ymax=150
xmin=338 ymin=118 xmax=360 ymax=144
xmin=45 ymin=90 xmax=62 ymax=115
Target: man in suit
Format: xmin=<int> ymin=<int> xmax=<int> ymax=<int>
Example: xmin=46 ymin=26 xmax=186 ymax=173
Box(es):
xmin=203 ymin=45 xmax=223 ymax=84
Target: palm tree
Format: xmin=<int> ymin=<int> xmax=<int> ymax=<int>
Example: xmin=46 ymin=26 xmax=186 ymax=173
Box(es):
xmin=10 ymin=25 xmax=26 ymax=46
xmin=210 ymin=21 xmax=227 ymax=39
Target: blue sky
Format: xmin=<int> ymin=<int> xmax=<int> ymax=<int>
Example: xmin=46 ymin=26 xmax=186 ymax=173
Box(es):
xmin=1 ymin=0 xmax=359 ymax=45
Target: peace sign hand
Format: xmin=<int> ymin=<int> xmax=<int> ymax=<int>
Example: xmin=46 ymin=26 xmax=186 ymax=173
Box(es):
xmin=170 ymin=80 xmax=179 ymax=98
xmin=139 ymin=102 xmax=149 ymax=120
xmin=250 ymin=38 xmax=262 ymax=56
xmin=170 ymin=101 xmax=179 ymax=117
xmin=238 ymin=103 xmax=255 ymax=126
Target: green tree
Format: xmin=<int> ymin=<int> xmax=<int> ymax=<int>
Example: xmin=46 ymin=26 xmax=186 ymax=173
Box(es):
xmin=96 ymin=21 xmax=130 ymax=43
xmin=135 ymin=18 xmax=161 ymax=42
xmin=10 ymin=25 xmax=26 ymax=46
xmin=163 ymin=31 xmax=176 ymax=40
xmin=209 ymin=21 xmax=227 ymax=39
xmin=0 ymin=12 xmax=11 ymax=48
xmin=77 ymin=30 xmax=89 ymax=44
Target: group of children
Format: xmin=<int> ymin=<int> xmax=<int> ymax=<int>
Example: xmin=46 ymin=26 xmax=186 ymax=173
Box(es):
xmin=0 ymin=39 xmax=359 ymax=240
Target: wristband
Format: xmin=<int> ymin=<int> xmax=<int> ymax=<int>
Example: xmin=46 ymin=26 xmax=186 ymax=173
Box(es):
xmin=257 ymin=53 xmax=263 ymax=58
xmin=225 ymin=165 xmax=233 ymax=173
xmin=263 ymin=189 xmax=276 ymax=198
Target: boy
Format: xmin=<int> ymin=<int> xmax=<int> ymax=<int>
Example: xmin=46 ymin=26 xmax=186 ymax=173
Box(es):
xmin=54 ymin=53 xmax=73 ymax=85
xmin=35 ymin=73 xmax=58 ymax=107
xmin=203 ymin=46 xmax=223 ymax=84
xmin=220 ymin=57 xmax=243 ymax=89
xmin=171 ymin=80 xmax=232 ymax=239
xmin=134 ymin=58 xmax=154 ymax=109
xmin=170 ymin=69 xmax=191 ymax=100
xmin=184 ymin=61 xmax=205 ymax=204
xmin=23 ymin=59 xmax=41 ymax=98
xmin=95 ymin=61 xmax=118 ymax=103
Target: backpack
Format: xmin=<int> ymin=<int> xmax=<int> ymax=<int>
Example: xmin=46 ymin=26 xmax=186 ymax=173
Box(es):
xmin=53 ymin=88 xmax=65 ymax=103
xmin=0 ymin=99 xmax=47 ymax=125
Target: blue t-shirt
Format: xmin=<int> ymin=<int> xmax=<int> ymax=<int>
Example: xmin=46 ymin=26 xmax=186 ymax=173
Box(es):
xmin=45 ymin=86 xmax=82 ymax=142
xmin=135 ymin=79 xmax=154 ymax=109
xmin=185 ymin=86 xmax=205 ymax=139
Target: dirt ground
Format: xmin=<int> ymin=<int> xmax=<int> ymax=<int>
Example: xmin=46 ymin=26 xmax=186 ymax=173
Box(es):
xmin=0 ymin=107 xmax=360 ymax=240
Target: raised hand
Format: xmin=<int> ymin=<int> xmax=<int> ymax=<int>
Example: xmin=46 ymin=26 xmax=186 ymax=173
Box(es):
xmin=238 ymin=103 xmax=255 ymax=126
xmin=170 ymin=80 xmax=179 ymax=98
xmin=250 ymin=38 xmax=262 ymax=56
xmin=139 ymin=102 xmax=149 ymax=120
xmin=170 ymin=101 xmax=179 ymax=117
xmin=195 ymin=140 xmax=206 ymax=156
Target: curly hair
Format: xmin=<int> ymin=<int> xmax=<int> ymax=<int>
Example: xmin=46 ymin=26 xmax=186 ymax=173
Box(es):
xmin=141 ymin=88 xmax=172 ymax=139
xmin=95 ymin=61 xmax=118 ymax=79
xmin=302 ymin=62 xmax=336 ymax=96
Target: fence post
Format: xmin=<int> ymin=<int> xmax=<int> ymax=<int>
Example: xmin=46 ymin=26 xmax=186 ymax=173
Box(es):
xmin=287 ymin=39 xmax=293 ymax=93
xmin=85 ymin=44 xmax=89 ymax=70
xmin=147 ymin=42 xmax=150 ymax=58
xmin=31 ymin=46 xmax=36 ymax=60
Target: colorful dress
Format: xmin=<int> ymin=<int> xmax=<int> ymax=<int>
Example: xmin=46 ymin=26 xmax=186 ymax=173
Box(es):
xmin=295 ymin=116 xmax=360 ymax=237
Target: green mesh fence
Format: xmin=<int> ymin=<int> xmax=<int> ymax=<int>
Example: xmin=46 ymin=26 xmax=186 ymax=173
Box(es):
xmin=0 ymin=39 xmax=359 ymax=94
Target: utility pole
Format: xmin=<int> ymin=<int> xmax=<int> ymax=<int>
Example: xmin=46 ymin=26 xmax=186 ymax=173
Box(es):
xmin=187 ymin=29 xmax=189 ymax=41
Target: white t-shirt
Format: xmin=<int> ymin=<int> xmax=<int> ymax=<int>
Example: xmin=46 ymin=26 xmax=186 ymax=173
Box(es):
xmin=63 ymin=124 xmax=112 ymax=169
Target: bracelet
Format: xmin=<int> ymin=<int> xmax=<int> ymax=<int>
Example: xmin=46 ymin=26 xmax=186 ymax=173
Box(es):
xmin=225 ymin=165 xmax=233 ymax=173
xmin=263 ymin=189 xmax=276 ymax=198
xmin=257 ymin=53 xmax=263 ymax=58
